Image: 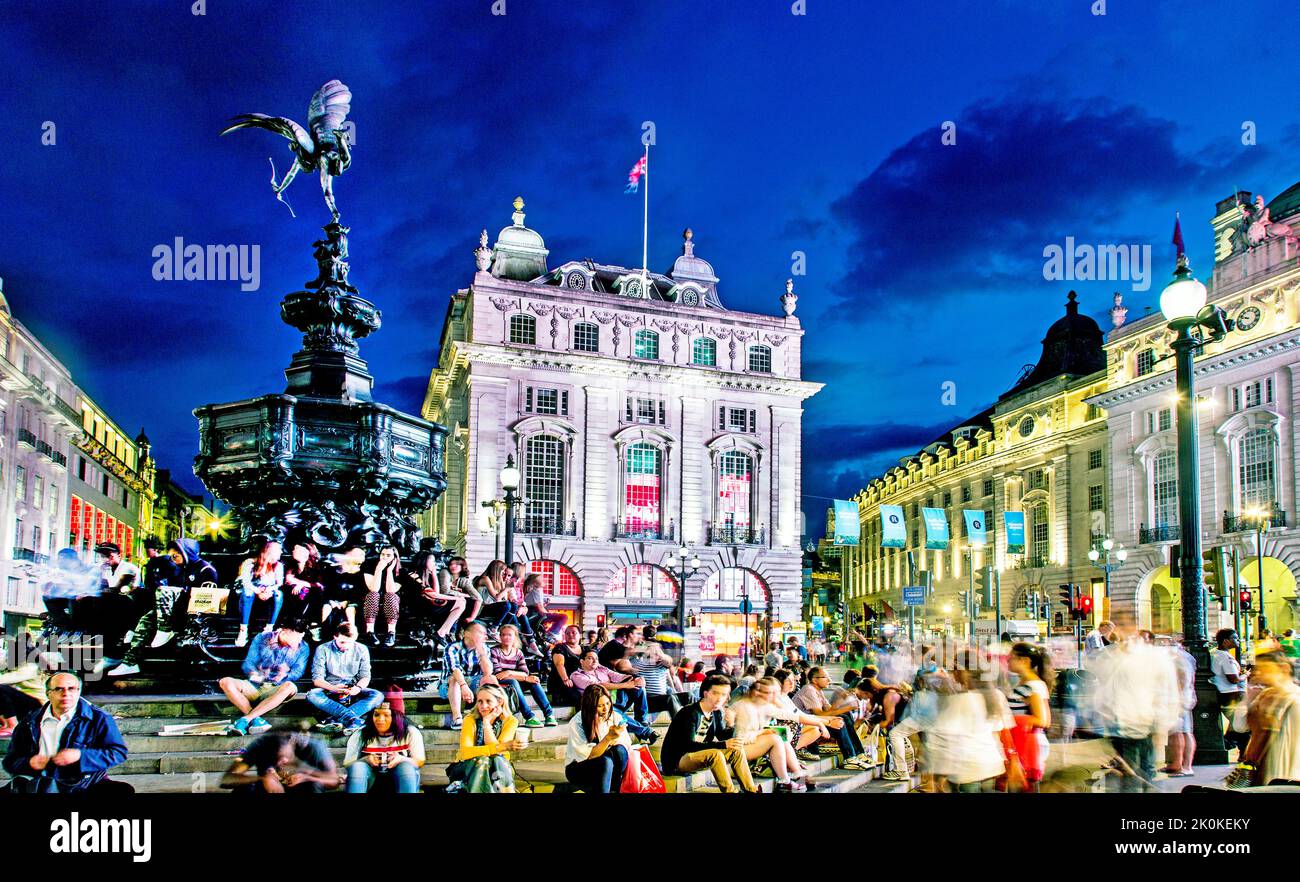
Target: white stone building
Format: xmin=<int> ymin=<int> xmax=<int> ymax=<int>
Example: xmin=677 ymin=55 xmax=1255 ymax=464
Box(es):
xmin=420 ymin=200 xmax=821 ymax=655
xmin=1093 ymin=184 xmax=1300 ymax=636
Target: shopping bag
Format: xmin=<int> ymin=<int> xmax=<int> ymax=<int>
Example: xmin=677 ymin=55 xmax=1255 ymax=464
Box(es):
xmin=620 ymin=745 xmax=666 ymax=793
xmin=187 ymin=583 xmax=229 ymax=615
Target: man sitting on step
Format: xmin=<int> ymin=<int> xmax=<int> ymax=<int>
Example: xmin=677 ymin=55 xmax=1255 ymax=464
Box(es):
xmin=3 ymin=672 xmax=131 ymax=793
xmin=221 ymin=731 xmax=341 ymax=794
xmin=659 ymin=674 xmax=758 ymax=793
xmin=306 ymin=622 xmax=383 ymax=734
xmin=219 ymin=620 xmax=310 ymax=736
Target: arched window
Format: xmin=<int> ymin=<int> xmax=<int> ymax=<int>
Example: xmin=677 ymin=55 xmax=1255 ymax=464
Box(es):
xmin=692 ymin=337 xmax=717 ymax=366
xmin=622 ymin=442 xmax=662 ymax=538
xmin=572 ymin=322 xmax=599 ymax=353
xmin=1240 ymin=427 xmax=1277 ymax=510
xmin=748 ymin=344 xmax=772 ymax=373
xmin=702 ymin=567 xmax=769 ymax=601
xmin=1153 ymin=449 xmax=1178 ymax=527
xmin=509 ymin=313 xmax=536 ymax=345
xmin=606 ymin=564 xmax=678 ymax=599
xmin=527 ymin=559 xmax=582 ymax=600
xmin=716 ymin=451 xmax=753 ymax=540
xmin=634 ymin=329 xmax=659 ymax=360
xmin=522 ymin=435 xmax=565 ymax=533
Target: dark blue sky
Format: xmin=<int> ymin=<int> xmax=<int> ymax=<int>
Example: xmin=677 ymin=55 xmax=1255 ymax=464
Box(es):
xmin=2 ymin=0 xmax=1297 ymax=538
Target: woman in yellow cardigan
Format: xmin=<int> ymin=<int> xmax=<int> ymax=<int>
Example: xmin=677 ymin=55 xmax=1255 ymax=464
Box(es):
xmin=448 ymin=684 xmax=524 ymax=792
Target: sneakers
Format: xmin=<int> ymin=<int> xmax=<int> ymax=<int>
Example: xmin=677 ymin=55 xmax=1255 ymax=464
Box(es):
xmin=121 ymin=631 xmax=135 ymax=644
xmin=543 ymin=713 xmax=558 ymax=727
xmin=797 ymin=749 xmax=821 ymax=764
xmin=228 ymin=718 xmax=251 ymax=736
xmin=844 ymin=756 xmax=874 ymax=770
xmin=248 ymin=716 xmax=272 ymax=735
xmin=881 ymin=770 xmax=909 ymax=781
xmin=524 ymin=716 xmax=544 ymax=728
xmin=234 ymin=627 xmax=249 ymax=648
xmin=150 ymin=630 xmax=175 ymax=648
xmin=774 ymin=780 xmax=798 ymax=793
xmin=106 ymin=663 xmax=140 ymax=677
xmin=448 ymin=717 xmax=464 ymax=730
xmin=381 ymin=632 xmax=396 ymax=648
xmin=316 ymin=721 xmax=344 ymax=734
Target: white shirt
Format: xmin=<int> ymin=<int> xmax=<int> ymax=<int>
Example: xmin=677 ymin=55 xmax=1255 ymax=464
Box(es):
xmin=104 ymin=561 xmax=141 ymax=592
xmin=1210 ymin=649 xmax=1243 ymax=694
xmin=565 ymin=715 xmax=632 ymax=764
xmin=39 ymin=703 xmax=76 ymax=757
xmin=1089 ymin=642 xmax=1182 ymax=738
xmin=730 ymin=698 xmax=799 ymax=744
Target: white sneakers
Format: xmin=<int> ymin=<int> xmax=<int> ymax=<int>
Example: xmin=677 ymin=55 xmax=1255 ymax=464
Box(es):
xmin=234 ymin=626 xmax=249 ymax=648
xmin=107 ymin=663 xmax=140 ymax=677
xmin=150 ymin=630 xmax=174 ymax=648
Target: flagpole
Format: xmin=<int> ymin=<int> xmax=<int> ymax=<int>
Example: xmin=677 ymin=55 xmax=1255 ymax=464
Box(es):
xmin=642 ymin=142 xmax=650 ymax=291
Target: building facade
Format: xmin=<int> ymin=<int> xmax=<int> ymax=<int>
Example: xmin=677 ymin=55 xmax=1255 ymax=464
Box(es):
xmin=843 ymin=293 xmax=1111 ymax=637
xmin=1094 ymin=184 xmax=1300 ymax=636
xmin=421 ymin=200 xmax=821 ymax=655
xmin=0 ymin=278 xmax=161 ymax=634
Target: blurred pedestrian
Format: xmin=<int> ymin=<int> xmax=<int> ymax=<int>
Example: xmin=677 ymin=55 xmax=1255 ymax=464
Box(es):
xmin=1230 ymin=651 xmax=1300 ymax=786
xmin=1089 ymin=629 xmax=1181 ymax=791
xmin=1211 ymin=628 xmax=1249 ymax=755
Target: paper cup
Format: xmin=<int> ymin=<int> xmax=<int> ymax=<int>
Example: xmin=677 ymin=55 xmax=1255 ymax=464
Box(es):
xmin=515 ymin=729 xmax=530 ymax=747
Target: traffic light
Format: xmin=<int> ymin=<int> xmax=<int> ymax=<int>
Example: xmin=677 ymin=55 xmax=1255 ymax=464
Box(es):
xmin=1241 ymin=589 xmax=1254 ymax=611
xmin=1058 ymin=583 xmax=1077 ymax=611
xmin=1078 ymin=594 xmax=1094 ymax=618
xmin=596 ymin=614 xmax=606 ymax=628
xmin=1203 ymin=548 xmax=1224 ymax=598
xmin=974 ymin=567 xmax=993 ymax=607
xmin=920 ymin=570 xmax=934 ymax=595
xmin=957 ymin=590 xmax=969 ymax=612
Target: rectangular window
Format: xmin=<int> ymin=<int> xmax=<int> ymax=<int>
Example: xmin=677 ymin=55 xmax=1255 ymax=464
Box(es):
xmin=1089 ymin=484 xmax=1104 ymax=512
xmin=14 ymin=517 xmax=22 ymax=551
xmin=1233 ymin=387 xmax=1241 ymax=412
xmin=636 ymin=398 xmax=657 ymax=425
xmin=634 ymin=331 xmax=659 ymax=360
xmin=1136 ymin=349 xmax=1155 ymax=377
xmin=628 ymin=399 xmax=635 ymax=423
xmin=5 ymin=578 xmax=18 ymax=606
xmin=535 ymin=388 xmax=559 ymax=415
xmin=1089 ymin=448 xmax=1103 ymax=470
xmin=524 ymin=387 xmax=533 ymax=412
xmin=101 ymin=474 xmax=110 ymax=496
xmin=748 ymin=409 xmax=756 ymax=433
xmin=692 ymin=337 xmax=717 ymax=367
xmin=717 ymin=406 xmax=726 ymax=431
xmin=15 ymin=465 xmax=25 ymax=502
xmin=1267 ymin=377 xmax=1274 ymax=404
xmin=509 ymin=314 xmax=536 ymax=345
xmin=748 ymin=345 xmax=772 ymax=373
xmin=942 ymin=491 xmax=952 ymax=508
xmin=561 ymin=391 xmax=569 ymax=415
xmin=1158 ymin=408 xmax=1172 ymax=432
xmin=624 ymin=444 xmax=662 ymax=536
xmin=32 ymin=476 xmax=42 ymax=509
xmin=1086 ymin=403 xmax=1103 ymax=421
xmin=1246 ymin=381 xmax=1262 ymax=408
xmin=1153 ymin=451 xmax=1178 ymax=527
xmin=77 ymin=457 xmax=87 ymax=482
xmin=982 ymin=479 xmax=994 ymax=497
xmin=657 ymin=400 xmax=665 ymax=425
xmin=961 ymin=485 xmax=971 ymax=503
xmin=31 ymin=526 xmax=40 ymax=554
xmin=572 ymin=322 xmax=599 ymax=353
xmin=727 ymin=408 xmax=749 ymax=433
xmin=1027 ymin=469 xmax=1046 ymax=491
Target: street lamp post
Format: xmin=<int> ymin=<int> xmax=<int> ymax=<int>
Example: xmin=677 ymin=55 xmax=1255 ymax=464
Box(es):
xmin=665 ymin=545 xmax=700 ymax=650
xmin=1087 ymin=537 xmax=1128 ymax=611
xmin=1160 ymin=250 xmax=1233 ymax=765
xmin=499 ymin=455 xmax=522 ymax=567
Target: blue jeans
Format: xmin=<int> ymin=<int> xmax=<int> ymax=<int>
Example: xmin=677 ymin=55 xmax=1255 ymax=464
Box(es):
xmin=306 ymin=687 xmax=384 ymax=726
xmin=347 ymin=760 xmax=421 ymax=793
xmin=614 ymin=709 xmax=654 ymax=741
xmin=565 ymin=744 xmax=629 ymax=793
xmin=614 ymin=686 xmax=649 ymax=722
xmin=240 ymin=589 xmax=283 ymax=628
xmin=502 ymin=677 xmax=552 ymax=717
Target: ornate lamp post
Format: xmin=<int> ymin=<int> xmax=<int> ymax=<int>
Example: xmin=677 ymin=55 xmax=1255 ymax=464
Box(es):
xmin=665 ymin=545 xmax=700 ymax=643
xmin=500 ymin=455 xmax=522 ymax=567
xmin=1087 ymin=537 xmax=1127 ymax=608
xmin=1160 ymin=250 xmax=1234 ymax=764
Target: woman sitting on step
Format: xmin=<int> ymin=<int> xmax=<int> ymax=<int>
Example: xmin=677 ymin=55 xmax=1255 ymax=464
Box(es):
xmin=235 ymin=539 xmax=285 ymax=649
xmin=344 ymin=695 xmax=425 ymax=794
xmin=564 ymin=684 xmax=632 ymax=793
xmin=728 ymin=676 xmax=819 ymax=792
xmin=447 ymin=684 xmax=522 ymax=793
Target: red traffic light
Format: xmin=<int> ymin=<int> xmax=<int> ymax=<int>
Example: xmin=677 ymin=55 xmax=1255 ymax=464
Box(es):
xmin=596 ymin=614 xmax=606 ymax=627
xmin=1078 ymin=595 xmax=1094 ymax=615
xmin=1240 ymin=590 xmax=1253 ymax=611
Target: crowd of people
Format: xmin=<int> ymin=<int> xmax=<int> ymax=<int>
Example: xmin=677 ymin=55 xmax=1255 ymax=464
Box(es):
xmin=8 ymin=537 xmax=1300 ymax=795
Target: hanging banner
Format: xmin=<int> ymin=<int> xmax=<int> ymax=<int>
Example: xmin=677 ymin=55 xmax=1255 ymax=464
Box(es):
xmin=921 ymin=508 xmax=949 ymax=550
xmin=1005 ymin=510 xmax=1026 ymax=555
xmin=880 ymin=504 xmax=906 ymax=548
xmin=832 ymin=500 xmax=860 ymax=546
xmin=963 ymin=510 xmax=988 ymax=548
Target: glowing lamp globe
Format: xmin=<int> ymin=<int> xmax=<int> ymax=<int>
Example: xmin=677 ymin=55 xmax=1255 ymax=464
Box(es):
xmin=500 ymin=457 xmax=521 ymax=492
xmin=1159 ymin=259 xmax=1208 ymax=323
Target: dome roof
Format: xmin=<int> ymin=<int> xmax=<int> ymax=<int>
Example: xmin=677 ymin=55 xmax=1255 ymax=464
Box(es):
xmin=1267 ymin=181 xmax=1300 ymax=222
xmin=1002 ymin=291 xmax=1105 ymax=397
xmin=490 ymin=197 xmax=549 ymax=281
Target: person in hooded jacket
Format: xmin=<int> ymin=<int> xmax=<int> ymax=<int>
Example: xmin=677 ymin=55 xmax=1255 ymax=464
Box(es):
xmin=158 ymin=538 xmax=220 ymax=639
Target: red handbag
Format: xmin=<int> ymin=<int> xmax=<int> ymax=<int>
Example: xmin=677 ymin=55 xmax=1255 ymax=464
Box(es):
xmin=620 ymin=745 xmax=666 ymax=793
xmin=1010 ymin=716 xmax=1043 ymax=781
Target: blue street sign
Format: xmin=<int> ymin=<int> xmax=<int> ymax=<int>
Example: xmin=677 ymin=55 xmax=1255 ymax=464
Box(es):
xmin=902 ymin=586 xmax=927 ymax=607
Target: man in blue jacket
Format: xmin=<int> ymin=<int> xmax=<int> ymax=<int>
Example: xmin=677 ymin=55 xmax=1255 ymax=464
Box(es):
xmin=218 ymin=620 xmax=310 ymax=736
xmin=3 ymin=672 xmax=130 ymax=793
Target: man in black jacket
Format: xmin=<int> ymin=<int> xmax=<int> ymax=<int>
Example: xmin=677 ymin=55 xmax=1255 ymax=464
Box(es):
xmin=659 ymin=674 xmax=757 ymax=793
xmin=3 ymin=672 xmax=130 ymax=793
xmin=110 ymin=538 xmax=182 ymax=675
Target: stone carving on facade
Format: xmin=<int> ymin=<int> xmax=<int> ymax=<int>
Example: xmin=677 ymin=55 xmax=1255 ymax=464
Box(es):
xmin=475 ymin=230 xmax=492 ymax=272
xmin=1240 ymin=195 xmax=1297 ymax=252
xmin=780 ymin=279 xmax=797 ymax=316
xmin=764 ymin=333 xmax=788 ymax=347
xmin=489 ymin=296 xmax=521 ymax=312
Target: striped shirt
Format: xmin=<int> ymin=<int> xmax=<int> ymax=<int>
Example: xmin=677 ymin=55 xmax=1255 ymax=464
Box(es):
xmin=445 ymin=641 xmax=487 ymax=678
xmin=633 ymin=656 xmax=671 ymax=695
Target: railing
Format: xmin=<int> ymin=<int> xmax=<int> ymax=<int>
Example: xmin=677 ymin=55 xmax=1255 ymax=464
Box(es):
xmin=11 ymin=548 xmax=47 ymax=564
xmin=50 ymin=451 xmax=67 ymax=468
xmin=17 ymin=428 xmax=35 ymax=448
xmin=34 ymin=439 xmax=52 ymax=458
xmin=513 ymin=514 xmax=577 ymax=536
xmin=1223 ymin=508 xmax=1287 ymax=534
xmin=1139 ymin=523 xmax=1180 ymax=544
xmin=707 ymin=523 xmax=768 ymax=546
xmin=613 ymin=520 xmax=676 ymax=542
xmin=1016 ymin=553 xmax=1049 ymax=570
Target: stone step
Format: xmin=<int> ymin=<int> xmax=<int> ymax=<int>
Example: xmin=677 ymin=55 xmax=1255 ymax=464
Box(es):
xmin=119 ymin=719 xmax=583 ymax=750
xmin=117 ymin=742 xmax=576 ymax=775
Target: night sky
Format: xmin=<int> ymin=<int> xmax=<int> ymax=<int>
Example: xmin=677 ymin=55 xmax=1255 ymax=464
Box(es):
xmin=2 ymin=0 xmax=1297 ymax=539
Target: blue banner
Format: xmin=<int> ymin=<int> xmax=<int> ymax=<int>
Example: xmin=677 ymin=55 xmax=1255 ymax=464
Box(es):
xmin=880 ymin=505 xmax=906 ymax=548
xmin=963 ymin=509 xmax=987 ymax=548
xmin=1005 ymin=511 xmax=1026 ymax=554
xmin=921 ymin=507 xmax=949 ymax=550
xmin=832 ymin=499 xmax=860 ymax=546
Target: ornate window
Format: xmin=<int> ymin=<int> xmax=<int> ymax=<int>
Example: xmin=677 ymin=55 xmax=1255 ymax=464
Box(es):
xmin=634 ymin=330 xmax=659 ymax=360
xmin=717 ymin=451 xmax=753 ymax=531
xmin=523 ymin=435 xmax=565 ymax=529
xmin=692 ymin=337 xmax=717 ymax=366
xmin=623 ymin=442 xmax=662 ymax=537
xmin=572 ymin=322 xmax=599 ymax=353
xmin=702 ymin=568 xmax=768 ymax=601
xmin=1136 ymin=349 xmax=1155 ymax=377
xmin=509 ymin=313 xmax=536 ymax=345
xmin=606 ymin=564 xmax=678 ymax=599
xmin=1153 ymin=449 xmax=1178 ymax=527
xmin=1239 ymin=427 xmax=1277 ymax=510
xmin=748 ymin=344 xmax=772 ymax=373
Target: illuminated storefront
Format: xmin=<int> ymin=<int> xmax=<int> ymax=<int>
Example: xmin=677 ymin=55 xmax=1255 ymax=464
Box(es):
xmin=527 ymin=558 xmax=583 ymax=627
xmin=605 ymin=563 xmax=678 ymax=625
xmin=698 ymin=567 xmax=769 ymax=661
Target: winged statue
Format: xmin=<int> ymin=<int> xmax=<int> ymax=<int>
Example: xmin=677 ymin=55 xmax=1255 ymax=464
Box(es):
xmin=221 ymin=79 xmax=353 ymax=220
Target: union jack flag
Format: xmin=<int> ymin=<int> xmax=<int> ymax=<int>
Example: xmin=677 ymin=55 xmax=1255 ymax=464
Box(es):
xmin=625 ymin=155 xmax=647 ymax=193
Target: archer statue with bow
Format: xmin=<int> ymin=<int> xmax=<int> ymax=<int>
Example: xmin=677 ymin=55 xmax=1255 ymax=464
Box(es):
xmin=222 ymin=79 xmax=353 ymax=221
